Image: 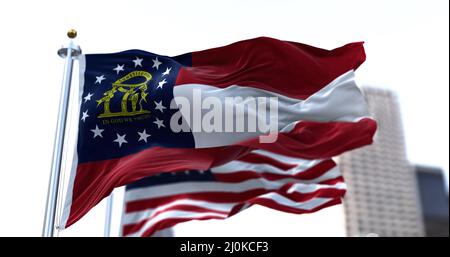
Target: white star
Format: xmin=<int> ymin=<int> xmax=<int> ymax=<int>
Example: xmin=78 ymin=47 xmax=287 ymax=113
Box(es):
xmin=81 ymin=110 xmax=89 ymax=122
xmin=162 ymin=67 xmax=172 ymax=76
xmin=95 ymin=75 xmax=106 ymax=84
xmin=113 ymin=64 xmax=124 ymax=74
xmin=133 ymin=57 xmax=143 ymax=67
xmin=154 ymin=100 xmax=166 ymax=113
xmin=156 ymin=78 xmax=167 ymax=89
xmin=137 ymin=129 xmax=151 ymax=143
xmin=152 ymin=57 xmax=162 ymax=70
xmin=90 ymin=125 xmax=104 ymax=138
xmin=153 ymin=117 xmax=165 ymax=129
xmin=83 ymin=92 xmax=94 ymax=103
xmin=113 ymin=133 xmax=127 ymax=147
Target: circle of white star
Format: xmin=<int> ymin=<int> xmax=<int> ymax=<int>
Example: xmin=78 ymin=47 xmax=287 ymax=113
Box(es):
xmin=83 ymin=92 xmax=94 ymax=103
xmin=154 ymin=100 xmax=166 ymax=113
xmin=152 ymin=57 xmax=162 ymax=70
xmin=157 ymin=78 xmax=167 ymax=89
xmin=162 ymin=67 xmax=172 ymax=76
xmin=137 ymin=129 xmax=151 ymax=143
xmin=95 ymin=75 xmax=106 ymax=84
xmin=133 ymin=57 xmax=143 ymax=67
xmin=113 ymin=64 xmax=124 ymax=74
xmin=91 ymin=125 xmax=104 ymax=138
xmin=81 ymin=110 xmax=89 ymax=122
xmin=153 ymin=117 xmax=165 ymax=129
xmin=113 ymin=133 xmax=128 ymax=147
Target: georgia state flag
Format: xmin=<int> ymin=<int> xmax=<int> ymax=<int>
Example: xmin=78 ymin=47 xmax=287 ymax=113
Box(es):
xmin=60 ymin=37 xmax=376 ymax=229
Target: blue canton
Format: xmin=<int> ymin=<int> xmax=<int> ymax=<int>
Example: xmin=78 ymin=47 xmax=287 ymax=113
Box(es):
xmin=77 ymin=50 xmax=194 ymax=163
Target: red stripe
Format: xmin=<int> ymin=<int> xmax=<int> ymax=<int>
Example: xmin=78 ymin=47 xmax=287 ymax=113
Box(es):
xmin=229 ymin=203 xmax=248 ymax=216
xmin=238 ymin=118 xmax=377 ymax=159
xmin=214 ymin=159 xmax=336 ymax=183
xmin=175 ymin=37 xmax=365 ymax=100
xmin=315 ymin=176 xmax=346 ymax=186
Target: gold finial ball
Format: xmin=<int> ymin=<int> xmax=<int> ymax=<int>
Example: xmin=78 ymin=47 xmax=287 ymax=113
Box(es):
xmin=67 ymin=29 xmax=77 ymax=39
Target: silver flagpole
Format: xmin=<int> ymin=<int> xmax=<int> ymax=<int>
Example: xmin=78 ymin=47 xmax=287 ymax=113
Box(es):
xmin=42 ymin=29 xmax=82 ymax=237
xmin=104 ymin=193 xmax=114 ymax=237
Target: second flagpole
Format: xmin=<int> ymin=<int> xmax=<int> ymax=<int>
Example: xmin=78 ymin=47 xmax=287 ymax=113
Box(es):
xmin=104 ymin=193 xmax=114 ymax=237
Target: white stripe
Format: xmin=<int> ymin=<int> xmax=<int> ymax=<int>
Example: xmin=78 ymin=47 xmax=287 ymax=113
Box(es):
xmin=151 ymin=227 xmax=174 ymax=237
xmin=250 ymin=149 xmax=325 ymax=164
xmin=126 ymin=210 xmax=228 ymax=237
xmin=286 ymin=181 xmax=347 ymax=194
xmin=124 ymin=167 xmax=341 ymax=202
xmin=174 ymin=70 xmax=370 ymax=148
xmin=258 ymin=194 xmax=334 ymax=211
xmin=211 ymin=159 xmax=326 ymax=176
xmin=122 ymin=199 xmax=236 ymax=225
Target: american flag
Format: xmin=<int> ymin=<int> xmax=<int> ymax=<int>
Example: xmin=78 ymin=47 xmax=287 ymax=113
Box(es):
xmin=120 ymin=149 xmax=345 ymax=237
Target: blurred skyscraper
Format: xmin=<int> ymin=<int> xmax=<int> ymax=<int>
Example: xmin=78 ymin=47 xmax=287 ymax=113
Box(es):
xmin=415 ymin=165 xmax=449 ymax=237
xmin=339 ymin=87 xmax=424 ymax=236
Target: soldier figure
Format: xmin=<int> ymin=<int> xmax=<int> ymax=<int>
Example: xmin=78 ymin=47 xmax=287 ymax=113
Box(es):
xmin=97 ymin=88 xmax=117 ymax=115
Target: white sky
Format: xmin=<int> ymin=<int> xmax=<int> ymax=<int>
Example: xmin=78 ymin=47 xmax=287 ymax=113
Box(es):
xmin=0 ymin=0 xmax=447 ymax=236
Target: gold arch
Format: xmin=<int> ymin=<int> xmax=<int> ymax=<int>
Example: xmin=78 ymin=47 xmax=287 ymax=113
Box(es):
xmin=97 ymin=71 xmax=152 ymax=118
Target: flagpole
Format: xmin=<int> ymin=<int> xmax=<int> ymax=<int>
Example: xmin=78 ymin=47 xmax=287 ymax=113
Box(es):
xmin=104 ymin=193 xmax=114 ymax=237
xmin=42 ymin=29 xmax=81 ymax=237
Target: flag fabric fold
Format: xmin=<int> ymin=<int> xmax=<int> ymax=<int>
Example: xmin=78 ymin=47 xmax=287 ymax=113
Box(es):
xmin=60 ymin=37 xmax=376 ymax=229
